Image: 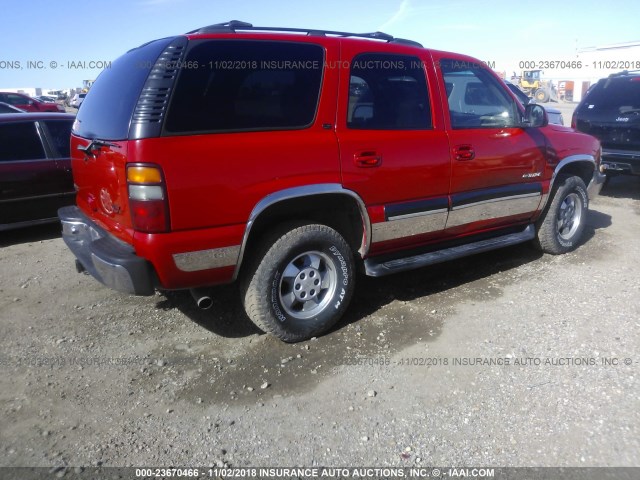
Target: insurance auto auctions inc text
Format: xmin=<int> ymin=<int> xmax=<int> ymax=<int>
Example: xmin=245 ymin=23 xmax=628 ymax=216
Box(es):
xmin=206 ymin=467 xmax=494 ymax=478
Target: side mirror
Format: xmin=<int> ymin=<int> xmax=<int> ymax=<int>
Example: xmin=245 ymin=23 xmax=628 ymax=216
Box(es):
xmin=523 ymin=103 xmax=548 ymax=127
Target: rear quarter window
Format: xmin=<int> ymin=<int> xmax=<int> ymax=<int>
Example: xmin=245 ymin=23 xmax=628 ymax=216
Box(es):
xmin=164 ymin=40 xmax=324 ymax=134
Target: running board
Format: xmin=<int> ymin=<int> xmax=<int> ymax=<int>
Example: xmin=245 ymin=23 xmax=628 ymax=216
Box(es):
xmin=364 ymin=224 xmax=536 ymax=277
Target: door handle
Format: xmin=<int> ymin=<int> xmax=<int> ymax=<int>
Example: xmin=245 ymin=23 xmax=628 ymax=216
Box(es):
xmin=454 ymin=144 xmax=475 ymax=161
xmin=354 ymin=151 xmax=382 ymax=167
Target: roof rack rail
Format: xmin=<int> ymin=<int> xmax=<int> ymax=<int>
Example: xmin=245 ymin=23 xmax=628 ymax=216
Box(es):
xmin=186 ymin=20 xmax=423 ymax=47
xmin=186 ymin=20 xmax=253 ymax=34
xmin=392 ymin=38 xmax=424 ymax=48
xmin=609 ymin=69 xmax=640 ymax=77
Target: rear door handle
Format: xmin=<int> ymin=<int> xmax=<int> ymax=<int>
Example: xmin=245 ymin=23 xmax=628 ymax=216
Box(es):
xmin=354 ymin=151 xmax=382 ymax=167
xmin=454 ymin=144 xmax=475 ymax=161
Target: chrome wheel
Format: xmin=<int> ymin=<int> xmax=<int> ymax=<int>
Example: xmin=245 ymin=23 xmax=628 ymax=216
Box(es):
xmin=278 ymin=250 xmax=337 ymax=320
xmin=557 ymin=192 xmax=582 ymax=241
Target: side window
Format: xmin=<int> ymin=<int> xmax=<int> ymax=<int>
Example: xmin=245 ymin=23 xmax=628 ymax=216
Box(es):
xmin=0 ymin=123 xmax=46 ymax=162
xmin=348 ymin=54 xmax=431 ymax=130
xmin=440 ymin=59 xmax=519 ymax=129
xmin=42 ymin=120 xmax=73 ymax=158
xmin=165 ymin=41 xmax=324 ymax=133
xmin=7 ymin=94 xmax=28 ymax=106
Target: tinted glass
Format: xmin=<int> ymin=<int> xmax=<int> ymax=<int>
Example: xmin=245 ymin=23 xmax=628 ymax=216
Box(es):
xmin=579 ymin=77 xmax=640 ymax=112
xmin=0 ymin=122 xmax=45 ymax=161
xmin=165 ymin=41 xmax=324 ymax=133
xmin=43 ymin=120 xmax=73 ymax=157
xmin=440 ymin=59 xmax=519 ymax=129
xmin=506 ymin=82 xmax=530 ymax=105
xmin=6 ymin=94 xmax=29 ymax=106
xmin=0 ymin=103 xmax=19 ymax=113
xmin=348 ymin=54 xmax=431 ymax=130
xmin=73 ymin=37 xmax=175 ymax=140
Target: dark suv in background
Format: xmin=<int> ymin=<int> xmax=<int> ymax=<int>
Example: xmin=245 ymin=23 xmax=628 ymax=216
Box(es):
xmin=573 ymin=71 xmax=640 ymax=177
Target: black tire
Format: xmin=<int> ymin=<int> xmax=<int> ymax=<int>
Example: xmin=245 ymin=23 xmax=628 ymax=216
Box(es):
xmin=535 ymin=175 xmax=588 ymax=254
xmin=240 ymin=223 xmax=355 ymax=342
xmin=535 ymin=88 xmax=550 ymax=103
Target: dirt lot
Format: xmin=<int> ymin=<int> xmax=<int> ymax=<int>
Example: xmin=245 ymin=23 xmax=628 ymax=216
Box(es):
xmin=1 ymin=175 xmax=639 ymax=470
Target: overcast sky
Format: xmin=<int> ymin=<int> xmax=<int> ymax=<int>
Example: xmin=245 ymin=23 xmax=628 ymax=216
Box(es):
xmin=1 ymin=0 xmax=638 ymax=88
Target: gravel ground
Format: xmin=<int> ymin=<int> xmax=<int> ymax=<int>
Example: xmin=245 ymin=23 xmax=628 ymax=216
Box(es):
xmin=1 ymin=175 xmax=639 ymax=469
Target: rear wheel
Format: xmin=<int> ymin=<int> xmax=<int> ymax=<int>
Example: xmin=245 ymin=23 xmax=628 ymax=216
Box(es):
xmin=535 ymin=175 xmax=588 ymax=254
xmin=241 ymin=223 xmax=355 ymax=342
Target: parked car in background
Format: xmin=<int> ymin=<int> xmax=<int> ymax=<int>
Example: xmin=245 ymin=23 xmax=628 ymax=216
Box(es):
xmin=70 ymin=93 xmax=86 ymax=109
xmin=504 ymin=81 xmax=564 ymax=125
xmin=48 ymin=91 xmax=69 ymax=102
xmin=34 ymin=95 xmax=57 ymax=103
xmin=0 ymin=92 xmax=66 ymax=113
xmin=0 ymin=102 xmax=25 ymax=114
xmin=0 ymin=113 xmax=76 ymax=230
xmin=573 ymin=70 xmax=640 ymax=177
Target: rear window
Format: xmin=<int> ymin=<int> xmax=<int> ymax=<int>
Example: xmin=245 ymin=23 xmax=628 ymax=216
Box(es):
xmin=164 ymin=40 xmax=324 ymax=134
xmin=72 ymin=37 xmax=175 ymax=140
xmin=0 ymin=122 xmax=45 ymax=161
xmin=581 ymin=76 xmax=640 ymax=112
xmin=347 ymin=53 xmax=431 ymax=130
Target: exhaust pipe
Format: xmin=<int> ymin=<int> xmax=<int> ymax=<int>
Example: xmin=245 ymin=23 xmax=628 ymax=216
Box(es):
xmin=75 ymin=259 xmax=86 ymax=274
xmin=190 ymin=288 xmax=214 ymax=310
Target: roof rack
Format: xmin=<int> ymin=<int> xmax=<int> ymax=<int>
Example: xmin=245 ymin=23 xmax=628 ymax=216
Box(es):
xmin=609 ymin=69 xmax=640 ymax=77
xmin=186 ymin=21 xmax=423 ymax=48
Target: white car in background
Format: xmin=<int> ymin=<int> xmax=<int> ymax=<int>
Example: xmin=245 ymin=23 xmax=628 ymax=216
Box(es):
xmin=70 ymin=93 xmax=86 ymax=109
xmin=34 ymin=95 xmax=58 ymax=103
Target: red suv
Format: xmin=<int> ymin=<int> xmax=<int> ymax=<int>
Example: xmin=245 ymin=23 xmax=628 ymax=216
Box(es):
xmin=59 ymin=21 xmax=605 ymax=342
xmin=0 ymin=92 xmax=66 ymax=113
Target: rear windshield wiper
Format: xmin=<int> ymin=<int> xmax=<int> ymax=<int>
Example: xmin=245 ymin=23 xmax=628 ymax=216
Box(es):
xmin=77 ymin=139 xmax=120 ymax=156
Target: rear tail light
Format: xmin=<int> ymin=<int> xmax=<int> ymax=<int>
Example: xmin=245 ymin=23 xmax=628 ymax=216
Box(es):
xmin=571 ymin=111 xmax=577 ymax=129
xmin=127 ymin=164 xmax=169 ymax=233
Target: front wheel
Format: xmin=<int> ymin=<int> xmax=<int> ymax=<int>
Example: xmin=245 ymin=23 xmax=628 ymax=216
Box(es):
xmin=241 ymin=223 xmax=355 ymax=342
xmin=535 ymin=175 xmax=588 ymax=254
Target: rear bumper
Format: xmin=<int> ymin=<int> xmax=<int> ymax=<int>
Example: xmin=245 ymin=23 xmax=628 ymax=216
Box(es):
xmin=602 ymin=149 xmax=640 ymax=175
xmin=58 ymin=206 xmax=156 ymax=295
